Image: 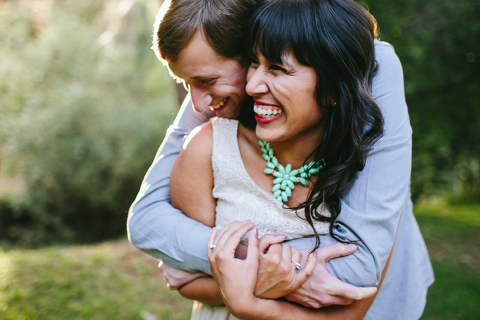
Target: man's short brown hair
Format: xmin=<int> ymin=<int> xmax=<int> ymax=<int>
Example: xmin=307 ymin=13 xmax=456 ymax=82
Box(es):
xmin=153 ymin=0 xmax=258 ymax=63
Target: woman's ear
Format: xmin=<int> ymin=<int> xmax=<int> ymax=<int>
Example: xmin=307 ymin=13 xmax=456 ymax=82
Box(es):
xmin=329 ymin=96 xmax=337 ymax=107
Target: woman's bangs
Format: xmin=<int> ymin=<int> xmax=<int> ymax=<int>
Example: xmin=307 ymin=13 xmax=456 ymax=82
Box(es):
xmin=248 ymin=1 xmax=315 ymax=66
xmin=248 ymin=3 xmax=297 ymax=65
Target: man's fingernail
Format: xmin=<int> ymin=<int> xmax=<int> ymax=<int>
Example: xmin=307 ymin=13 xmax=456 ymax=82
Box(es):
xmin=275 ymin=234 xmax=286 ymax=237
xmin=348 ymin=244 xmax=357 ymax=251
xmin=254 ymin=228 xmax=258 ymax=238
xmin=311 ymin=251 xmax=317 ymax=257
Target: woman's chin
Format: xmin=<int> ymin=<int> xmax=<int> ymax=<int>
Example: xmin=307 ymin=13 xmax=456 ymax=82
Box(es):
xmin=255 ymin=127 xmax=283 ymax=143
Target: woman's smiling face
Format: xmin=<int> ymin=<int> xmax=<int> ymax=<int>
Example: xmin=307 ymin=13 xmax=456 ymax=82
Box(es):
xmin=246 ymin=51 xmax=325 ymax=145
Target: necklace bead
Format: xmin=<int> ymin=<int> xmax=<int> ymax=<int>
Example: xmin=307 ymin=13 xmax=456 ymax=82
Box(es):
xmin=259 ymin=140 xmax=325 ymax=203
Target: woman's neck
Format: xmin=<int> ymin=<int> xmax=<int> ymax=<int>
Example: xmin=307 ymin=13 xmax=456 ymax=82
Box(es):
xmin=240 ymin=123 xmax=324 ymax=168
xmin=268 ymin=131 xmax=323 ymax=168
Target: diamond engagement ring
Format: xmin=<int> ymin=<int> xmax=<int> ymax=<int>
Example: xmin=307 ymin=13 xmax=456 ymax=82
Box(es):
xmin=292 ymin=261 xmax=301 ymax=270
xmin=209 ymin=244 xmax=217 ymax=249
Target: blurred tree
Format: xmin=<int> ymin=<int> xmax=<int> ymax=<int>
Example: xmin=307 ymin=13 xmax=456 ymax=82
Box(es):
xmin=0 ymin=0 xmax=178 ymax=245
xmin=1 ymin=0 xmax=479 ymax=246
xmin=365 ymin=0 xmax=480 ymax=202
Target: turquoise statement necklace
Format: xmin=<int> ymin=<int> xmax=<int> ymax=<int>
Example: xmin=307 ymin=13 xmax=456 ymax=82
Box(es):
xmin=259 ymin=140 xmax=325 ymax=203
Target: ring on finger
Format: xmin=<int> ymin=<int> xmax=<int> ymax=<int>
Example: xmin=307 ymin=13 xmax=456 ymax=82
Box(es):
xmin=292 ymin=261 xmax=301 ymax=270
xmin=209 ymin=244 xmax=217 ymax=249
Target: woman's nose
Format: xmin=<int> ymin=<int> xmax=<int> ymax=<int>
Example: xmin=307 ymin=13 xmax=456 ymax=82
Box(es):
xmin=246 ymin=68 xmax=269 ymax=97
xmin=190 ymin=85 xmax=213 ymax=113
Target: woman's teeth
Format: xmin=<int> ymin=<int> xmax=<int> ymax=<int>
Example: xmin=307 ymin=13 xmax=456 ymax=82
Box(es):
xmin=254 ymin=105 xmax=283 ymax=118
xmin=211 ymin=98 xmax=228 ymax=110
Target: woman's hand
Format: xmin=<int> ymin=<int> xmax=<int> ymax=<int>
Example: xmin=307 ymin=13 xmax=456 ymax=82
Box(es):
xmin=254 ymin=239 xmax=317 ymax=299
xmin=207 ymin=220 xmax=263 ymax=317
xmin=158 ymin=262 xmax=208 ymax=290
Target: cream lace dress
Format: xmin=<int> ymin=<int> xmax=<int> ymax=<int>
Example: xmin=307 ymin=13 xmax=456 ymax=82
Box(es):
xmin=191 ymin=118 xmax=330 ymax=320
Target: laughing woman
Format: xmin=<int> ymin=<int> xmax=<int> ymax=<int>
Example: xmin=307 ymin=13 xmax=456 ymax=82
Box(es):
xmin=169 ymin=0 xmax=432 ymax=319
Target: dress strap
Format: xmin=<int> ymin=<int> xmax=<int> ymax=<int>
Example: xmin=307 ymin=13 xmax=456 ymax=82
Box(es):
xmin=210 ymin=118 xmax=245 ymax=181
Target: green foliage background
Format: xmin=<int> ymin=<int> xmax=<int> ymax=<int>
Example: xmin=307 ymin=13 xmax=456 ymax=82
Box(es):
xmin=0 ymin=0 xmax=178 ymax=246
xmin=0 ymin=0 xmax=479 ymax=247
xmin=365 ymin=0 xmax=480 ymax=201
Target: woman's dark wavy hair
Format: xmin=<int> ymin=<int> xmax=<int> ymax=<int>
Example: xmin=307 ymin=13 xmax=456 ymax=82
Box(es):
xmin=246 ymin=0 xmax=384 ymax=248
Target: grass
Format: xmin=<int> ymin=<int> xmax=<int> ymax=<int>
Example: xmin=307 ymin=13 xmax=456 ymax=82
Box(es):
xmin=0 ymin=201 xmax=479 ymax=319
xmin=415 ymin=201 xmax=480 ymax=320
xmin=0 ymin=241 xmax=192 ymax=320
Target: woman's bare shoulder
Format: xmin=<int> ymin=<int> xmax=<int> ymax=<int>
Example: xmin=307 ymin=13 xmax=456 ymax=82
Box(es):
xmin=170 ymin=120 xmax=216 ymax=227
xmin=181 ymin=121 xmax=213 ymax=157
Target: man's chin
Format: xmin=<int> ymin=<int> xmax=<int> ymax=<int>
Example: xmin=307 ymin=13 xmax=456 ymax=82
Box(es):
xmin=214 ymin=103 xmax=241 ymax=119
xmin=215 ymin=109 xmax=236 ymax=119
xmin=210 ymin=98 xmax=236 ymax=119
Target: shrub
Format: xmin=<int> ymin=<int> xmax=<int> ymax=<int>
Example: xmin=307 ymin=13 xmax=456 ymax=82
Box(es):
xmin=0 ymin=0 xmax=178 ymax=246
xmin=365 ymin=0 xmax=480 ymax=202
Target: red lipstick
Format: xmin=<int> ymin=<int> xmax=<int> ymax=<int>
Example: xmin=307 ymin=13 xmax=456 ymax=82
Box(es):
xmin=255 ymin=113 xmax=283 ymax=124
xmin=254 ymin=99 xmax=277 ymax=106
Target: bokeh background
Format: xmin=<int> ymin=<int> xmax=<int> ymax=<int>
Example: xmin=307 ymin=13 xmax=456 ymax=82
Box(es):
xmin=0 ymin=0 xmax=478 ymax=319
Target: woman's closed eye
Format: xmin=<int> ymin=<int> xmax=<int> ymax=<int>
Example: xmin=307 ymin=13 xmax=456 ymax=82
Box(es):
xmin=268 ymin=64 xmax=288 ymax=74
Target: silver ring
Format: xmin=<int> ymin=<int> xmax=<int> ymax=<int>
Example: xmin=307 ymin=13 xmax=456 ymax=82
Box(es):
xmin=292 ymin=261 xmax=301 ymax=270
xmin=209 ymin=244 xmax=216 ymax=249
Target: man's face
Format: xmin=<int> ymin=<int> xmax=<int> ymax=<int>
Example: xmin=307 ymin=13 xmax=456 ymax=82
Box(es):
xmin=168 ymin=31 xmax=249 ymax=119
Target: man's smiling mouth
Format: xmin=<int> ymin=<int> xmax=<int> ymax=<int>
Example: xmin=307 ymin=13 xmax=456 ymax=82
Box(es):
xmin=211 ymin=97 xmax=229 ymax=110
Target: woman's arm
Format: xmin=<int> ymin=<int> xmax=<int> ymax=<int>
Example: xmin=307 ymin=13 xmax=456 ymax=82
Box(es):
xmin=158 ymin=262 xmax=208 ymax=290
xmin=168 ymin=120 xmax=224 ymax=303
xmin=170 ymin=121 xmax=216 ymax=227
xmin=178 ymin=277 xmax=224 ymax=305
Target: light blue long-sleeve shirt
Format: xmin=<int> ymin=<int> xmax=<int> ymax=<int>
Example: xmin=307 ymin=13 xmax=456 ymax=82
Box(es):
xmin=127 ymin=41 xmax=433 ymax=319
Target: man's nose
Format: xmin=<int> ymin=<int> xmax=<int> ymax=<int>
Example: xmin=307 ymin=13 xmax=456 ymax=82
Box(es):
xmin=190 ymin=85 xmax=213 ymax=113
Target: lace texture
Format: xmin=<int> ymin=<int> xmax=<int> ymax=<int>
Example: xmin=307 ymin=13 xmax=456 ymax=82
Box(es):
xmin=211 ymin=118 xmax=330 ymax=243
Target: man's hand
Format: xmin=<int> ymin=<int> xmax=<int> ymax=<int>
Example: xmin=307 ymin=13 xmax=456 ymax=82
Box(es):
xmin=284 ymin=243 xmax=378 ymax=308
xmin=158 ymin=261 xmax=207 ymax=290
